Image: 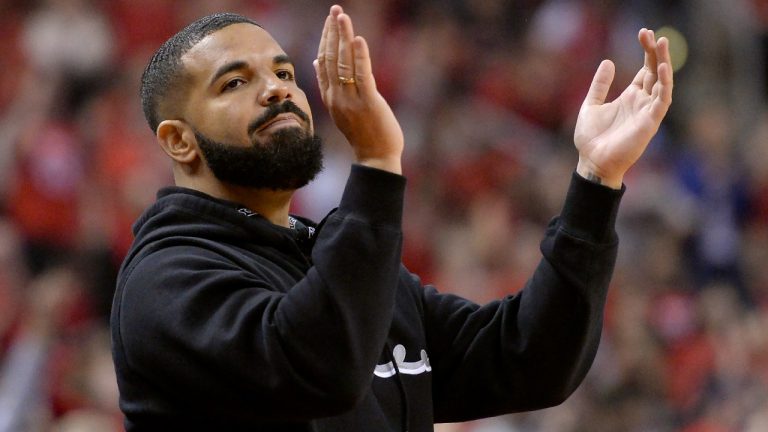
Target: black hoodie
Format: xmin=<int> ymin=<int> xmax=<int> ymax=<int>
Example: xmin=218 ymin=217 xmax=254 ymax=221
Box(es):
xmin=111 ymin=165 xmax=623 ymax=431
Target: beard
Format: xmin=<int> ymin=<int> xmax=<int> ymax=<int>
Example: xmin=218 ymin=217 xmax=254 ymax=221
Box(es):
xmin=195 ymin=122 xmax=324 ymax=191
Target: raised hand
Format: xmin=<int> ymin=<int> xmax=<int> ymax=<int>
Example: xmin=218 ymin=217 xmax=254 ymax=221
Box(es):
xmin=314 ymin=5 xmax=404 ymax=174
xmin=574 ymin=28 xmax=674 ymax=189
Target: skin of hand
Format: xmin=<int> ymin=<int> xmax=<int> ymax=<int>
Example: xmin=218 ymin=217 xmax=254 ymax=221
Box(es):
xmin=314 ymin=5 xmax=404 ymax=175
xmin=574 ymin=28 xmax=674 ymax=189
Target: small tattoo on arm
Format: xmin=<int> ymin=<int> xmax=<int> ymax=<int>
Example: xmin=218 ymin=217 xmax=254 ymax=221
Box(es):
xmin=585 ymin=172 xmax=602 ymax=184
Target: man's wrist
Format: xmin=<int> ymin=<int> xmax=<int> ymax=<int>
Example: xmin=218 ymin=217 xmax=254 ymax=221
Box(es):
xmin=576 ymin=158 xmax=623 ymax=190
xmin=356 ymin=156 xmax=402 ymax=175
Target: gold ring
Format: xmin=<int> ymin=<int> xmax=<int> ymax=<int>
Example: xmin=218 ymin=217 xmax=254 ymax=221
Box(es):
xmin=338 ymin=76 xmax=356 ymax=85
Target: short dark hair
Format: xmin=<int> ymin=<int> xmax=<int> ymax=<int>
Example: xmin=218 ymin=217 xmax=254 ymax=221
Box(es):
xmin=140 ymin=13 xmax=260 ymax=132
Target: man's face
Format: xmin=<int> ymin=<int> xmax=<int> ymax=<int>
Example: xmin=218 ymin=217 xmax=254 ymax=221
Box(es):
xmin=178 ymin=23 xmax=322 ymax=189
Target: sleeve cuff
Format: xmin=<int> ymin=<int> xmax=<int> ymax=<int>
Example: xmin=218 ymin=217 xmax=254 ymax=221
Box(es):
xmin=559 ymin=171 xmax=625 ymax=244
xmin=337 ymin=164 xmax=407 ymax=227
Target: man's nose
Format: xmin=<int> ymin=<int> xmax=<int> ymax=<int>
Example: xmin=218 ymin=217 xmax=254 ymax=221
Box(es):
xmin=258 ymin=77 xmax=291 ymax=105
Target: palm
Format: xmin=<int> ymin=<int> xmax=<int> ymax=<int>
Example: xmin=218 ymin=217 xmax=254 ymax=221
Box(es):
xmin=573 ymin=29 xmax=673 ymax=186
xmin=576 ymin=79 xmax=661 ymax=175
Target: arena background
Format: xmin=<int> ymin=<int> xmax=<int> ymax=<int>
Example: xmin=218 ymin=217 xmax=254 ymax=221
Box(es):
xmin=0 ymin=0 xmax=767 ymax=431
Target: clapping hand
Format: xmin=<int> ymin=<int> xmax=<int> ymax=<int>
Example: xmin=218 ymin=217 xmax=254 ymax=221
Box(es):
xmin=314 ymin=5 xmax=404 ymax=175
xmin=574 ymin=28 xmax=674 ymax=189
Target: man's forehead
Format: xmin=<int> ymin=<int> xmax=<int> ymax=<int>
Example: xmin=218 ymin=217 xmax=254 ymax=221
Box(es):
xmin=182 ymin=23 xmax=286 ymax=73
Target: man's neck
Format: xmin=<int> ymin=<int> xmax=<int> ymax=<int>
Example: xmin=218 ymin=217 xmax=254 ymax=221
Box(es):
xmin=178 ymin=178 xmax=295 ymax=227
xmin=230 ymin=187 xmax=294 ymax=228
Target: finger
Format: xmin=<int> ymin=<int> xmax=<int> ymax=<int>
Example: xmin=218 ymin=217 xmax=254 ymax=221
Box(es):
xmin=317 ymin=13 xmax=330 ymax=61
xmin=337 ymin=13 xmax=356 ymax=89
xmin=315 ymin=15 xmax=332 ymax=94
xmin=640 ymin=29 xmax=658 ymax=94
xmin=584 ymin=60 xmax=615 ymax=106
xmin=655 ymin=35 xmax=673 ymax=75
xmin=314 ymin=59 xmax=328 ymax=102
xmin=353 ymin=36 xmax=376 ymax=94
xmin=640 ymin=29 xmax=657 ymax=70
xmin=631 ymin=67 xmax=646 ymax=89
xmin=650 ymin=38 xmax=673 ymax=121
xmin=649 ymin=62 xmax=673 ymax=121
xmin=632 ymin=29 xmax=648 ymax=88
xmin=323 ymin=6 xmax=343 ymax=85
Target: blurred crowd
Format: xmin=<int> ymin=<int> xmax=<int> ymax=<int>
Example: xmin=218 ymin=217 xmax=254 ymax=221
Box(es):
xmin=0 ymin=0 xmax=767 ymax=430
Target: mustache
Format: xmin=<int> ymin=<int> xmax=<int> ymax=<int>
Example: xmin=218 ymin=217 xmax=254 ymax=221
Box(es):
xmin=248 ymin=101 xmax=310 ymax=136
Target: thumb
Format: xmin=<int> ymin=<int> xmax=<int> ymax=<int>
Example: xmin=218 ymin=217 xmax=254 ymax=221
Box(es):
xmin=584 ymin=60 xmax=615 ymax=106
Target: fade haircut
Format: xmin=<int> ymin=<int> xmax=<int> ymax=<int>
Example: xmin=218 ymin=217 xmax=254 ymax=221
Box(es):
xmin=140 ymin=13 xmax=261 ymax=132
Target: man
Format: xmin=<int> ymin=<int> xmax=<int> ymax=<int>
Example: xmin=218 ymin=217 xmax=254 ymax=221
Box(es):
xmin=110 ymin=4 xmax=672 ymax=431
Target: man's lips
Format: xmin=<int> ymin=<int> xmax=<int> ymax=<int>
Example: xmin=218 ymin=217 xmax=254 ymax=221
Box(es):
xmin=256 ymin=113 xmax=303 ymax=133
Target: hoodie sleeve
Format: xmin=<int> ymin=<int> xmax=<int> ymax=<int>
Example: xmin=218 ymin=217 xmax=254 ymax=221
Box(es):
xmin=422 ymin=172 xmax=624 ymax=422
xmin=112 ymin=165 xmax=405 ymax=423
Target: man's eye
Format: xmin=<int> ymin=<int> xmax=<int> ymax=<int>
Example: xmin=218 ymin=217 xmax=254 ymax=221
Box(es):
xmin=223 ymin=78 xmax=246 ymax=91
xmin=276 ymin=70 xmax=295 ymax=81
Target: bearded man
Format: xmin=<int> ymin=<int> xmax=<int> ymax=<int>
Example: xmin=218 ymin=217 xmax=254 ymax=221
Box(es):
xmin=110 ymin=4 xmax=673 ymax=431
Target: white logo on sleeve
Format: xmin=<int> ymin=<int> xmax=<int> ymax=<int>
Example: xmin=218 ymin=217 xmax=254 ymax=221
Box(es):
xmin=374 ymin=344 xmax=432 ymax=378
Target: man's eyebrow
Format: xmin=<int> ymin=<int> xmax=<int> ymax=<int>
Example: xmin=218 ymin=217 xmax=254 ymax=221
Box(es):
xmin=273 ymin=54 xmax=294 ymax=67
xmin=209 ymin=60 xmax=248 ymax=87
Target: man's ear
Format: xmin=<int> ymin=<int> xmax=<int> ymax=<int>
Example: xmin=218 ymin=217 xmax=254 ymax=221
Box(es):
xmin=156 ymin=120 xmax=199 ymax=164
